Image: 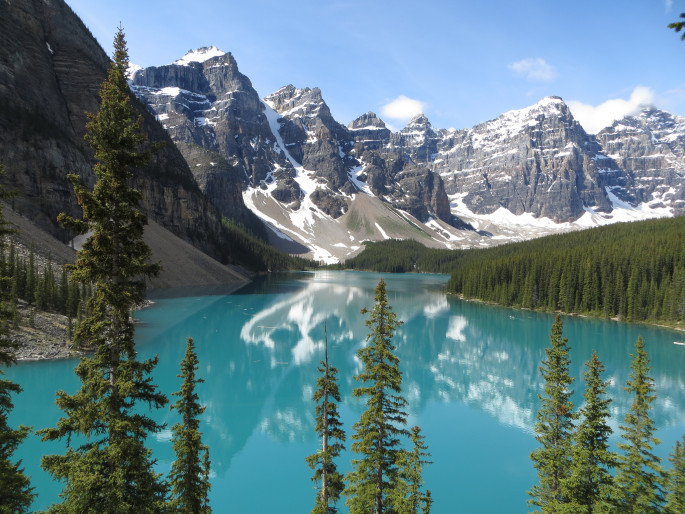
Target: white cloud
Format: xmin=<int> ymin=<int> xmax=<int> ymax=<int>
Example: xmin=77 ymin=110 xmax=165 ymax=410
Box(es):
xmin=666 ymin=0 xmax=673 ymax=11
xmin=380 ymin=95 xmax=426 ymax=121
xmin=508 ymin=57 xmax=556 ymax=82
xmin=567 ymin=86 xmax=655 ymax=134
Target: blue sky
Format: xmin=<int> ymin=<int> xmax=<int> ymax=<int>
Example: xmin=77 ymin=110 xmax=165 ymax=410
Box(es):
xmin=67 ymin=0 xmax=685 ymax=133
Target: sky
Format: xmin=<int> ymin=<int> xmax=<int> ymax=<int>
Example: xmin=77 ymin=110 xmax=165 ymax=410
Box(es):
xmin=66 ymin=0 xmax=685 ymax=133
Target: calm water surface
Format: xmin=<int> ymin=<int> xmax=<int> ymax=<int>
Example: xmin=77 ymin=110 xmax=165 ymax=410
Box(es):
xmin=6 ymin=271 xmax=685 ymax=512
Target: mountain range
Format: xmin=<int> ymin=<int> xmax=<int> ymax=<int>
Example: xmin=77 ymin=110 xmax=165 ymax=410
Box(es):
xmin=130 ymin=46 xmax=685 ymax=262
xmin=1 ymin=0 xmax=684 ymax=274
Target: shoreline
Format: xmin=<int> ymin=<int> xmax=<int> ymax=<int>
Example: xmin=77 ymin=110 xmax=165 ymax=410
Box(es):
xmin=10 ymin=307 xmax=84 ymax=362
xmin=450 ymin=293 xmax=685 ymax=333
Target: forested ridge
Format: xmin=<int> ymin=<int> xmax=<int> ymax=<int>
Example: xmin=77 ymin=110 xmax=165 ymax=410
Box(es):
xmin=337 ymin=217 xmax=685 ymax=327
xmin=446 ymin=216 xmax=685 ymax=325
xmin=337 ymin=239 xmax=465 ymax=273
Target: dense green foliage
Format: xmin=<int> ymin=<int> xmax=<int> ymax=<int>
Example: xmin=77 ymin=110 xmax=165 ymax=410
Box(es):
xmin=391 ymin=426 xmax=433 ymax=514
xmin=221 ymin=218 xmax=316 ymax=271
xmin=614 ymin=337 xmax=666 ymax=512
xmin=38 ymin=28 xmax=168 ymax=512
xmin=666 ymin=435 xmax=685 ymax=513
xmin=566 ymin=351 xmax=617 ymax=512
xmin=306 ymin=327 xmax=346 ymax=514
xmin=0 ymin=242 xmax=87 ymax=321
xmin=0 ymin=165 xmax=34 ymax=512
xmin=344 ymin=279 xmax=419 ymax=513
xmin=529 ymin=314 xmax=576 ymax=511
xmin=337 ymin=239 xmax=465 ymax=273
xmin=169 ymin=338 xmax=211 ymax=513
xmin=529 ymin=316 xmax=685 ymax=512
xmin=447 ymin=217 xmax=685 ymax=325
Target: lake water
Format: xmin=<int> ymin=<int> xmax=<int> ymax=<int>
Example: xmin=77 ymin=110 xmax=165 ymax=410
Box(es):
xmin=6 ymin=270 xmax=685 ymax=512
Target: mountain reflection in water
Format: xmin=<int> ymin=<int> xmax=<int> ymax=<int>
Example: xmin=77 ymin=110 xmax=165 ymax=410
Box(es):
xmin=7 ymin=271 xmax=685 ymax=513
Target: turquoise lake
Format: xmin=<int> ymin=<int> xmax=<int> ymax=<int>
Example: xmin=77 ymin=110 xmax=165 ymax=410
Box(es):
xmin=6 ymin=270 xmax=685 ymax=512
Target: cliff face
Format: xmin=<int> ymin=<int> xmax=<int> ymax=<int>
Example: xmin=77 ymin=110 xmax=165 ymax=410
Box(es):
xmin=428 ymin=97 xmax=610 ymax=221
xmin=594 ymin=108 xmax=685 ymax=211
xmin=131 ymin=49 xmax=283 ymax=229
xmin=0 ymin=0 xmax=229 ymax=260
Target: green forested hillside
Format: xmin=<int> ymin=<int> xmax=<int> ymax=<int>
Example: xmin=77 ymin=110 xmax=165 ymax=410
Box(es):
xmin=221 ymin=219 xmax=315 ymax=271
xmin=337 ymin=239 xmax=465 ymax=273
xmin=446 ymin=217 xmax=685 ymax=325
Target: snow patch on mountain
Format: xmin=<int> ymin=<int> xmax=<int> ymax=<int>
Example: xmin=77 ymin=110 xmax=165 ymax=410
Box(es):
xmin=174 ymin=46 xmax=226 ymax=65
xmin=449 ymin=182 xmax=673 ymax=240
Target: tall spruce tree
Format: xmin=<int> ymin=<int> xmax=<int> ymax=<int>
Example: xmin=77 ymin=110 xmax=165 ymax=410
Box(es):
xmin=169 ymin=337 xmax=211 ymax=513
xmin=614 ymin=336 xmax=665 ymax=513
xmin=306 ymin=323 xmax=346 ymax=514
xmin=529 ymin=314 xmax=576 ymax=512
xmin=666 ymin=435 xmax=685 ymax=513
xmin=0 ymin=164 xmax=34 ymax=512
xmin=391 ymin=425 xmax=432 ymax=514
xmin=345 ymin=278 xmax=409 ymax=514
xmin=38 ymin=28 xmax=168 ymax=513
xmin=565 ymin=351 xmax=617 ymax=513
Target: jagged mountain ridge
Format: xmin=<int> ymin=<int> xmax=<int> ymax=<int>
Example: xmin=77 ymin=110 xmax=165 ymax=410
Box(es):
xmin=130 ymin=47 xmax=685 ymax=262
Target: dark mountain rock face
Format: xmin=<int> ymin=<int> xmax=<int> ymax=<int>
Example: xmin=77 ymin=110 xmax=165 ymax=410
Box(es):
xmin=0 ymin=0 xmax=230 ymax=260
xmin=348 ymin=112 xmax=391 ymax=150
xmin=132 ymin=51 xmax=287 ymax=191
xmin=428 ymin=97 xmax=611 ymax=221
xmin=595 ymin=109 xmax=685 ymax=212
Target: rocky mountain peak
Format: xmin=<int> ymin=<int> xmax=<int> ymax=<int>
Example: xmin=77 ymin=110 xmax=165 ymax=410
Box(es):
xmin=348 ymin=111 xmax=387 ymax=130
xmin=603 ymin=107 xmax=685 ymax=138
xmin=388 ymin=112 xmax=439 ymax=162
xmin=264 ymin=85 xmax=328 ymax=120
xmin=594 ymin=107 xmax=685 ymax=211
xmin=404 ymin=113 xmax=431 ymax=129
xmin=348 ymin=112 xmax=391 ymax=150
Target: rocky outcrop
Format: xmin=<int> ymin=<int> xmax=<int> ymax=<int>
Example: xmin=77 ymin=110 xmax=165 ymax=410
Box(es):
xmin=348 ymin=112 xmax=391 ymax=150
xmin=595 ymin=108 xmax=685 ymax=213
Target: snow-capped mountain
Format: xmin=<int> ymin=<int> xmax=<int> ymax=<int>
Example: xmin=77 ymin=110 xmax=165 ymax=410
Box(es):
xmin=130 ymin=48 xmax=685 ymax=262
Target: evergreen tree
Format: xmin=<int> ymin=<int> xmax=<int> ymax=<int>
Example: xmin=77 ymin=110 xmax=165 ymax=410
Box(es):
xmin=565 ymin=351 xmax=617 ymax=513
xmin=614 ymin=336 xmax=665 ymax=513
xmin=391 ymin=426 xmax=432 ymax=514
xmin=0 ymin=164 xmax=34 ymax=512
xmin=169 ymin=337 xmax=211 ymax=513
xmin=345 ymin=278 xmax=409 ymax=514
xmin=25 ymin=243 xmax=35 ymax=306
xmin=306 ymin=324 xmax=346 ymax=514
xmin=529 ymin=314 xmax=576 ymax=512
xmin=669 ymin=13 xmax=685 ymax=39
xmin=38 ymin=27 xmax=167 ymax=513
xmin=666 ymin=435 xmax=685 ymax=513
